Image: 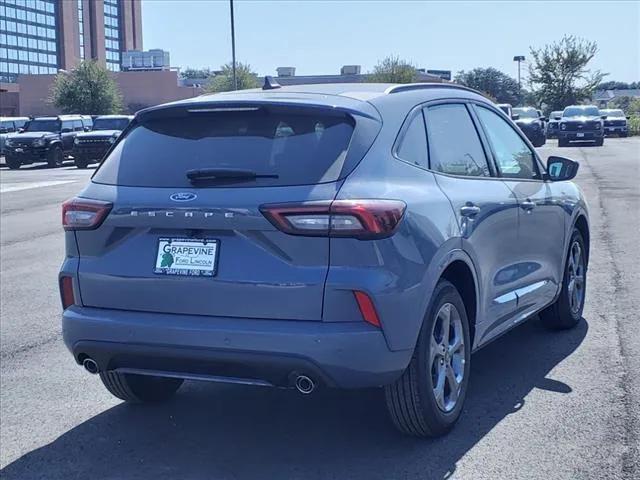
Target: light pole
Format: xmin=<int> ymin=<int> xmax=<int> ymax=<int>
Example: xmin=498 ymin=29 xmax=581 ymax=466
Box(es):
xmin=229 ymin=0 xmax=237 ymax=90
xmin=513 ymin=55 xmax=525 ymax=102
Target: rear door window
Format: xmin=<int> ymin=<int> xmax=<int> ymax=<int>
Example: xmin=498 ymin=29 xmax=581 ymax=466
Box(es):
xmin=61 ymin=120 xmax=74 ymax=132
xmin=73 ymin=120 xmax=84 ymax=131
xmin=425 ymin=104 xmax=490 ymax=177
xmin=93 ymin=108 xmax=355 ymax=188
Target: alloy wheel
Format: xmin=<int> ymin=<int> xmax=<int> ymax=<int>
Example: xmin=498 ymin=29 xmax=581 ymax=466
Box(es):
xmin=567 ymin=241 xmax=585 ymax=314
xmin=430 ymin=302 xmax=466 ymax=413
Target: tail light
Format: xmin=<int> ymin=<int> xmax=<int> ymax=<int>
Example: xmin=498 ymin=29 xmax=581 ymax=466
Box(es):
xmin=60 ymin=276 xmax=75 ymax=309
xmin=62 ymin=197 xmax=112 ymax=231
xmin=260 ymin=199 xmax=406 ymax=240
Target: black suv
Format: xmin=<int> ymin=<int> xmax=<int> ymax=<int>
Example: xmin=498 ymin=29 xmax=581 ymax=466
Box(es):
xmin=72 ymin=115 xmax=133 ymax=168
xmin=558 ymin=105 xmax=604 ymax=147
xmin=512 ymin=107 xmax=546 ymax=147
xmin=4 ymin=115 xmax=93 ymax=169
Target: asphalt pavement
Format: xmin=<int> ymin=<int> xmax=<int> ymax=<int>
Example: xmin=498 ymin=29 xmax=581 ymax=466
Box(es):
xmin=0 ymin=138 xmax=638 ymax=480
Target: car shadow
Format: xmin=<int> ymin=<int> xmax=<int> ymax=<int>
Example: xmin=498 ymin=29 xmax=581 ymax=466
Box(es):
xmin=1 ymin=317 xmax=587 ymax=480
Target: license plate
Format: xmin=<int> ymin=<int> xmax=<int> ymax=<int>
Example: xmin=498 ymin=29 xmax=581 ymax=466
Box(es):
xmin=154 ymin=238 xmax=219 ymax=276
xmin=576 ymin=132 xmax=585 ymax=138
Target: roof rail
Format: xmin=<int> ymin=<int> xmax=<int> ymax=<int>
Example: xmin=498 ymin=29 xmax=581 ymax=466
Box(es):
xmin=385 ymin=82 xmax=483 ymax=96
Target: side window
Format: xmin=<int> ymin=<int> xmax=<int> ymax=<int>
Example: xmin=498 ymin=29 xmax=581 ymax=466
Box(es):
xmin=425 ymin=104 xmax=490 ymax=177
xmin=61 ymin=120 xmax=73 ymax=132
xmin=396 ymin=111 xmax=428 ymax=169
xmin=82 ymin=117 xmax=93 ymax=129
xmin=475 ymin=106 xmax=540 ymax=180
xmin=73 ymin=120 xmax=84 ymax=131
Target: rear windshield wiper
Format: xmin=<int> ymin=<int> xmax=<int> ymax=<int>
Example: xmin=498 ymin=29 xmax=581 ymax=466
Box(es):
xmin=186 ymin=168 xmax=279 ymax=184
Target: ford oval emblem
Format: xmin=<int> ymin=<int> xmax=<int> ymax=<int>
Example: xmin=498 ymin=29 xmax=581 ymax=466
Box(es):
xmin=170 ymin=192 xmax=197 ymax=202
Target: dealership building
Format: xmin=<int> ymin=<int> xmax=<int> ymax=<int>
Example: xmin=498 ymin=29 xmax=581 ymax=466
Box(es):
xmin=0 ymin=0 xmax=201 ymax=116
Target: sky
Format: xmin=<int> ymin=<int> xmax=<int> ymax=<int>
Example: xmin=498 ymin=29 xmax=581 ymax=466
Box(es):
xmin=142 ymin=0 xmax=640 ymax=83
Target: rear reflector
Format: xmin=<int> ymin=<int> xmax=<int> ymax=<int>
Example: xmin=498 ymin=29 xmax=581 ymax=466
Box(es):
xmin=354 ymin=291 xmax=381 ymax=327
xmin=260 ymin=199 xmax=406 ymax=239
xmin=60 ymin=276 xmax=75 ymax=309
xmin=62 ymin=197 xmax=112 ymax=231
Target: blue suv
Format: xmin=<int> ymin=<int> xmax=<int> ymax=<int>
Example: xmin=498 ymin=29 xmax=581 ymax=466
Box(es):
xmin=60 ymin=82 xmax=589 ymax=437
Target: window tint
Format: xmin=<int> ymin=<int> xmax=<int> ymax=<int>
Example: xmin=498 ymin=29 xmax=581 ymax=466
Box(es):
xmin=73 ymin=120 xmax=84 ymax=131
xmin=61 ymin=120 xmax=74 ymax=132
xmin=93 ymin=108 xmax=355 ymax=188
xmin=396 ymin=111 xmax=428 ymax=169
xmin=475 ymin=106 xmax=539 ymax=180
xmin=425 ymin=104 xmax=490 ymax=177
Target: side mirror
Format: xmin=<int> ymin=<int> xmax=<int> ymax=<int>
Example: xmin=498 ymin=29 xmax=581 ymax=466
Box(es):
xmin=626 ymin=116 xmax=631 ymax=120
xmin=601 ymin=115 xmax=607 ymax=120
xmin=553 ymin=117 xmax=561 ymax=121
xmin=511 ymin=113 xmax=520 ymax=120
xmin=547 ymin=156 xmax=579 ymax=181
xmin=18 ymin=128 xmax=25 ymax=133
xmin=539 ymin=116 xmax=546 ymax=122
xmin=84 ymin=126 xmax=91 ymax=132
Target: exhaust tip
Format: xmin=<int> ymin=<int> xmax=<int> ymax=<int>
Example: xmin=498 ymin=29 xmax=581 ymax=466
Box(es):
xmin=295 ymin=375 xmax=315 ymax=394
xmin=82 ymin=357 xmax=99 ymax=375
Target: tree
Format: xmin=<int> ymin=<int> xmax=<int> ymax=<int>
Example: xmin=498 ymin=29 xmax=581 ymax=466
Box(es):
xmin=206 ymin=62 xmax=259 ymax=93
xmin=597 ymin=80 xmax=640 ymax=91
xmin=50 ymin=60 xmax=122 ymax=114
xmin=609 ymin=96 xmax=640 ymax=115
xmin=528 ymin=35 xmax=606 ymax=112
xmin=369 ymin=55 xmax=417 ymax=84
xmin=455 ymin=67 xmax=521 ymax=105
xmin=180 ymin=67 xmax=212 ymax=80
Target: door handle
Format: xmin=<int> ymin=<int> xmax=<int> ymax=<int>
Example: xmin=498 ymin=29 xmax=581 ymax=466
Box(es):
xmin=460 ymin=204 xmax=481 ymax=217
xmin=521 ymin=199 xmax=536 ymax=211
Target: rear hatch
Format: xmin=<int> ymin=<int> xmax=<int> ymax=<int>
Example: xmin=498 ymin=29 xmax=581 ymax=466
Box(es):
xmin=73 ymin=98 xmax=379 ymax=320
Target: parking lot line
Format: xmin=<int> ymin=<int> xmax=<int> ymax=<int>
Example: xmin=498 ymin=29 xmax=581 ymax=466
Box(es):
xmin=0 ymin=180 xmax=76 ymax=194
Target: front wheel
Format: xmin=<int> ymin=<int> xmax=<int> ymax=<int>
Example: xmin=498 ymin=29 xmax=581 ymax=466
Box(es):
xmin=540 ymin=229 xmax=586 ymax=330
xmin=99 ymin=371 xmax=183 ymax=403
xmin=385 ymin=280 xmax=471 ymax=437
xmin=47 ymin=146 xmax=63 ymax=168
xmin=75 ymin=158 xmax=89 ymax=169
xmin=558 ymin=138 xmax=568 ymax=147
xmin=594 ymin=138 xmax=604 ymax=146
xmin=5 ymin=155 xmax=21 ymax=170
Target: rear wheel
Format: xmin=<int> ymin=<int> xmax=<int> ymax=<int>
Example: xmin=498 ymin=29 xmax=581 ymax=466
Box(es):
xmin=540 ymin=229 xmax=586 ymax=330
xmin=5 ymin=155 xmax=21 ymax=170
xmin=620 ymin=132 xmax=628 ymax=138
xmin=594 ymin=138 xmax=604 ymax=146
xmin=532 ymin=136 xmax=546 ymax=147
xmin=99 ymin=371 xmax=183 ymax=403
xmin=385 ymin=280 xmax=471 ymax=437
xmin=558 ymin=138 xmax=568 ymax=147
xmin=47 ymin=145 xmax=63 ymax=168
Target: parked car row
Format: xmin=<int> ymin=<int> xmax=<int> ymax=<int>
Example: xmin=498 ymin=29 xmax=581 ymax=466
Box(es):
xmin=1 ymin=114 xmax=133 ymax=169
xmin=498 ymin=104 xmax=630 ymax=147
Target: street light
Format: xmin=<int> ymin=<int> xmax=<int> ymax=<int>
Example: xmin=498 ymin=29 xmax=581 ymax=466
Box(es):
xmin=229 ymin=0 xmax=237 ymax=90
xmin=513 ymin=55 xmax=525 ymax=98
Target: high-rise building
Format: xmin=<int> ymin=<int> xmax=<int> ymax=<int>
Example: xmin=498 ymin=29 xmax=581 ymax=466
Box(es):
xmin=0 ymin=0 xmax=142 ymax=83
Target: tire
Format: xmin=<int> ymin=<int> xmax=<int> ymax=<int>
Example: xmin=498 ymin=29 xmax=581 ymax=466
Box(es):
xmin=75 ymin=158 xmax=89 ymax=169
xmin=47 ymin=145 xmax=63 ymax=168
xmin=533 ymin=137 xmax=546 ymax=148
xmin=99 ymin=370 xmax=183 ymax=403
xmin=558 ymin=138 xmax=567 ymax=147
xmin=620 ymin=132 xmax=628 ymax=138
xmin=385 ymin=280 xmax=471 ymax=437
xmin=595 ymin=138 xmax=604 ymax=146
xmin=540 ymin=229 xmax=586 ymax=330
xmin=5 ymin=155 xmax=21 ymax=170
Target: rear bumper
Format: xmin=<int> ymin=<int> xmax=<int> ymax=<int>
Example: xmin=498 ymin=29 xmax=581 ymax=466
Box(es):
xmin=62 ymin=306 xmax=412 ymax=388
xmin=604 ymin=126 xmax=627 ymax=134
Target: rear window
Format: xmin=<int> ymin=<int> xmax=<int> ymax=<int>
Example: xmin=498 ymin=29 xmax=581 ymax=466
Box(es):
xmin=93 ymin=108 xmax=355 ymax=188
